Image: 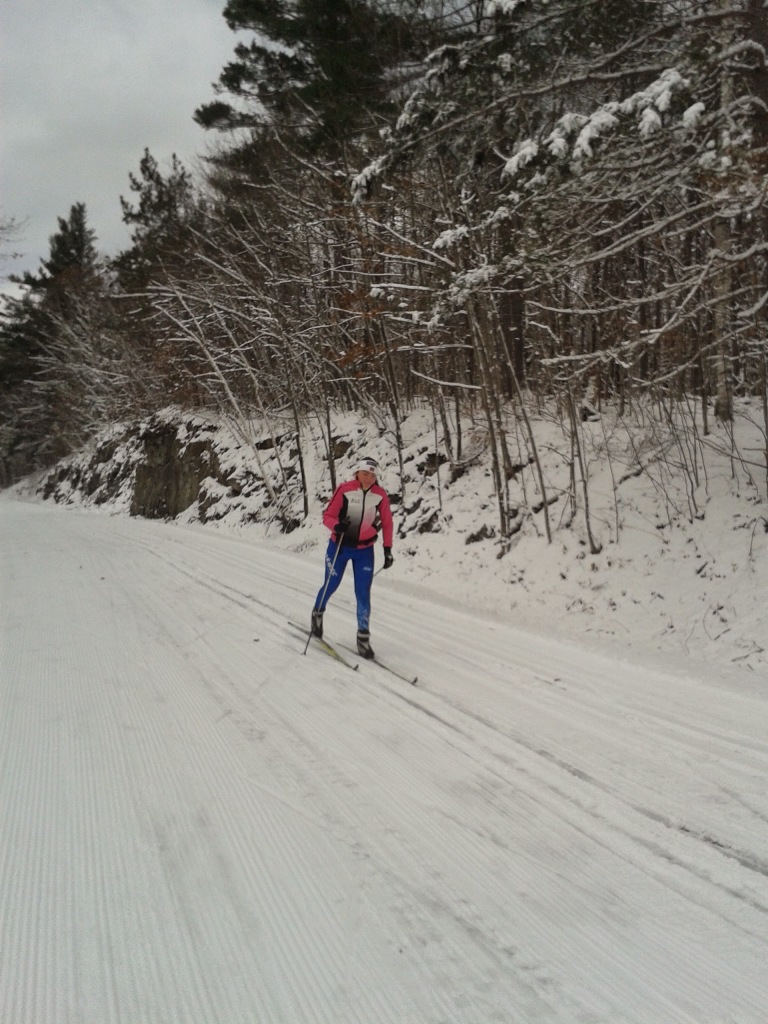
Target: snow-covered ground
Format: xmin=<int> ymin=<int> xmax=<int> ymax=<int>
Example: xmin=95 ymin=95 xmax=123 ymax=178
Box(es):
xmin=2 ymin=496 xmax=768 ymax=1023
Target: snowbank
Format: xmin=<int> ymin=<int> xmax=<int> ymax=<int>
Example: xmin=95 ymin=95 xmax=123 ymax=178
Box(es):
xmin=13 ymin=399 xmax=768 ymax=675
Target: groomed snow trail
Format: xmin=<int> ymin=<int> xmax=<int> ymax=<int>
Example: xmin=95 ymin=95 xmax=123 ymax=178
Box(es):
xmin=2 ymin=501 xmax=768 ymax=1024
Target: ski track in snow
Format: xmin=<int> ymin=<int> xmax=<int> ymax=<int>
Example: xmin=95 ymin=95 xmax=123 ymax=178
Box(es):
xmin=2 ymin=501 xmax=768 ymax=1024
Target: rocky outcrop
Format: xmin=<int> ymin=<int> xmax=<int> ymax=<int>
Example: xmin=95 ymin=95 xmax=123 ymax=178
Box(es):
xmin=33 ymin=409 xmax=316 ymax=529
xmin=40 ymin=428 xmax=137 ymax=507
xmin=38 ymin=412 xmax=225 ymax=520
xmin=130 ymin=420 xmax=220 ymax=519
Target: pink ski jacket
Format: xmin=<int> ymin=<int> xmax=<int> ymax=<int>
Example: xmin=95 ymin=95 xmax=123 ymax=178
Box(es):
xmin=323 ymin=480 xmax=394 ymax=549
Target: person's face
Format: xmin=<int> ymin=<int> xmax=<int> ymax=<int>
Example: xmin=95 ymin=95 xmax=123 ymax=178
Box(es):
xmin=357 ymin=470 xmax=376 ymax=488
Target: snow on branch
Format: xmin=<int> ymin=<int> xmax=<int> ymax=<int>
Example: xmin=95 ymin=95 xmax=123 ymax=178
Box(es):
xmin=352 ymin=156 xmax=388 ymax=203
xmin=502 ymin=139 xmax=539 ymax=178
xmin=503 ymin=69 xmax=694 ymax=180
xmin=487 ymin=0 xmax=527 ymax=14
xmin=411 ymin=368 xmax=481 ymax=390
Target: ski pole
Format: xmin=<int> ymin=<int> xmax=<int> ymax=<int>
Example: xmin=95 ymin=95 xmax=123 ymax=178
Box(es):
xmin=303 ymin=532 xmax=344 ymax=655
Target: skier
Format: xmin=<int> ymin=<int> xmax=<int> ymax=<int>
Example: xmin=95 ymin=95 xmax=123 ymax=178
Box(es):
xmin=311 ymin=455 xmax=394 ymax=658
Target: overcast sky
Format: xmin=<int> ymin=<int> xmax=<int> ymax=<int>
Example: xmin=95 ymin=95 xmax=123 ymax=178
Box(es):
xmin=1 ymin=0 xmax=241 ymax=291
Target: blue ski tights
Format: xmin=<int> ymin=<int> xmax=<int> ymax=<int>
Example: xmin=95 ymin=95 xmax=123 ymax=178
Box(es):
xmin=315 ymin=541 xmax=374 ymax=632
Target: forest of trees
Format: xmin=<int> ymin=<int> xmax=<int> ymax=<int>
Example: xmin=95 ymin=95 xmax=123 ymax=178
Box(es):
xmin=2 ymin=0 xmax=767 ymax=542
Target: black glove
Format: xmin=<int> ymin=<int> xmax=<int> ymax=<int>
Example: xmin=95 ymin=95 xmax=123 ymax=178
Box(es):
xmin=333 ymin=518 xmax=350 ymax=540
xmin=383 ymin=547 xmax=394 ymax=569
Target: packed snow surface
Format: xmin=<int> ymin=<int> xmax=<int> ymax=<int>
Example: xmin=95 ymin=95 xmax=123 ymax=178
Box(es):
xmin=2 ymin=498 xmax=768 ymax=1023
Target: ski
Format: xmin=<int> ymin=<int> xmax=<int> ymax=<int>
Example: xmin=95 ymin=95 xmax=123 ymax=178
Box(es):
xmin=340 ymin=644 xmax=418 ymax=685
xmin=368 ymin=659 xmax=418 ymax=686
xmin=287 ymin=622 xmax=359 ymax=671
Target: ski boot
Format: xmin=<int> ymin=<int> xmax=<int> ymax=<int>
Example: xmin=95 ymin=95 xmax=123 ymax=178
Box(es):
xmin=311 ymin=608 xmax=324 ymax=638
xmin=356 ymin=630 xmax=375 ymax=659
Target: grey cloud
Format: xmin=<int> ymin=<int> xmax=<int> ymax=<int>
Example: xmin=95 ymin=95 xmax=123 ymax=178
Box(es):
xmin=1 ymin=0 xmax=237 ymax=286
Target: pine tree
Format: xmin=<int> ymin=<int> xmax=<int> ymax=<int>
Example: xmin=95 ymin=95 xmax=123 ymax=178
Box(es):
xmin=114 ymin=149 xmax=196 ymax=289
xmin=21 ymin=202 xmax=99 ymax=318
xmin=0 ymin=203 xmax=109 ymax=476
xmin=195 ymin=0 xmax=429 ymax=152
